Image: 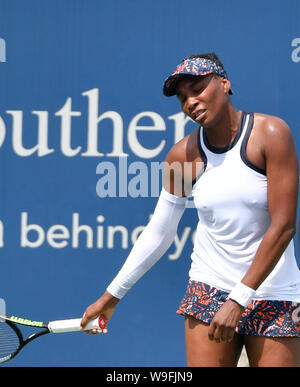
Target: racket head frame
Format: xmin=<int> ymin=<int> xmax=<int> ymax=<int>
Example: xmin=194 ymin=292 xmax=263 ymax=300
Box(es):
xmin=0 ymin=313 xmax=107 ymax=364
xmin=0 ymin=315 xmax=50 ymax=364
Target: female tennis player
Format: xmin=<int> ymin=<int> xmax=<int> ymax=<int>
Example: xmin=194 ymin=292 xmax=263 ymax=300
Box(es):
xmin=81 ymin=53 xmax=300 ymax=367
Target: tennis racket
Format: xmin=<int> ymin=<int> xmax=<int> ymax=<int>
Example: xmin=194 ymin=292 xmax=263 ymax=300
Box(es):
xmin=0 ymin=313 xmax=106 ymax=364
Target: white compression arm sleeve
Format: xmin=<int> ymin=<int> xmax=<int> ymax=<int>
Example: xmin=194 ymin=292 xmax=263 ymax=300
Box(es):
xmin=106 ymin=188 xmax=187 ymax=299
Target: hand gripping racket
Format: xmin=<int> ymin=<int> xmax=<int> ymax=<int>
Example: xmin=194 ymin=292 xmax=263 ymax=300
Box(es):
xmin=0 ymin=313 xmax=106 ymax=364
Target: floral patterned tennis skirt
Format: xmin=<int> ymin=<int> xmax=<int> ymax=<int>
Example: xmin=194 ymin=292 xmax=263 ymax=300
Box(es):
xmin=177 ymin=280 xmax=300 ymax=337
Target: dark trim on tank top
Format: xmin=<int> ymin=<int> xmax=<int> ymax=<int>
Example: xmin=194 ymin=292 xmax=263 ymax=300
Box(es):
xmin=202 ymin=111 xmax=247 ymax=154
xmin=192 ymin=126 xmax=208 ymax=186
xmin=240 ymin=113 xmax=267 ymax=176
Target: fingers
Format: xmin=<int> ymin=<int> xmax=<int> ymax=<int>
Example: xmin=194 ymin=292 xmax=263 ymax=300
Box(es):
xmin=80 ymin=313 xmax=89 ymax=331
xmin=207 ymin=300 xmax=243 ymax=343
xmin=80 ymin=293 xmax=118 ymax=335
xmin=208 ymin=321 xmax=234 ymax=343
xmin=83 ymin=320 xmax=108 ymax=335
xmin=84 ymin=327 xmax=108 ymax=335
xmin=80 ymin=310 xmax=108 ymax=335
xmin=80 ymin=311 xmax=95 ymax=331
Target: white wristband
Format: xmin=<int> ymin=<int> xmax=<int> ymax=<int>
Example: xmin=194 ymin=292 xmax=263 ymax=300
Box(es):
xmin=228 ymin=282 xmax=256 ymax=308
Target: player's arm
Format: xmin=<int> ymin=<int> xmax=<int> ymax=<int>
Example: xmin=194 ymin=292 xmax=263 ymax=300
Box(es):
xmin=241 ymin=117 xmax=298 ymax=289
xmin=164 ymin=129 xmax=203 ymax=197
xmin=80 ymin=140 xmax=190 ymax=331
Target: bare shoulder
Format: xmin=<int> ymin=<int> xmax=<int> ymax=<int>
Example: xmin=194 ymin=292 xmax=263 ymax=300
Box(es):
xmin=165 ymin=128 xmax=200 ymax=164
xmin=163 ymin=128 xmax=201 ymax=196
xmin=254 ymin=113 xmax=292 ymax=141
xmin=254 ymin=113 xmax=297 ymax=167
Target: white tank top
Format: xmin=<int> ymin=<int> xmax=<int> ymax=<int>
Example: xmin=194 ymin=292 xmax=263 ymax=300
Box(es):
xmin=190 ymin=111 xmax=300 ymax=301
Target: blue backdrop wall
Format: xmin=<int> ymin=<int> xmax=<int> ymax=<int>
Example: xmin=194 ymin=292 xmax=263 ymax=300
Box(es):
xmin=0 ymin=0 xmax=299 ymax=367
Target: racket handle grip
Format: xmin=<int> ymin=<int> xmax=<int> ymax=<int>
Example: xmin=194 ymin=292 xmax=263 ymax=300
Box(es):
xmin=48 ymin=316 xmax=106 ymax=333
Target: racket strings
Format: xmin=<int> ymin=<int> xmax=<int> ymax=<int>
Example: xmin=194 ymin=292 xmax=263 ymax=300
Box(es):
xmin=0 ymin=321 xmax=20 ymax=361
